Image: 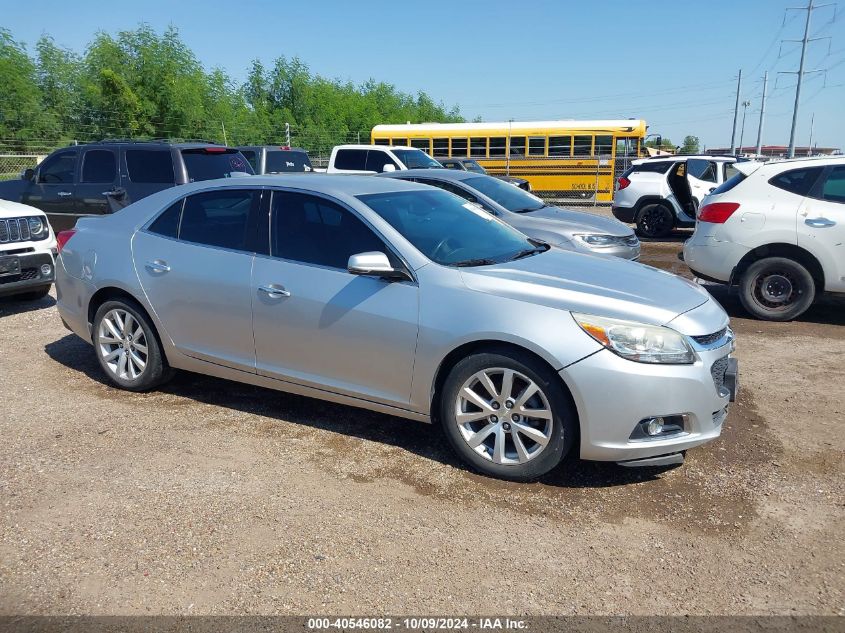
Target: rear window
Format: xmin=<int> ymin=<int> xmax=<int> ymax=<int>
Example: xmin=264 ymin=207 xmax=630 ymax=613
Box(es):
xmin=126 ymin=150 xmax=175 ymax=184
xmin=768 ymin=167 xmax=824 ymax=196
xmin=265 ymin=150 xmax=312 ymax=173
xmin=631 ymin=161 xmax=675 ymax=174
xmin=181 ymin=149 xmax=254 ymax=182
xmin=391 ymin=149 xmax=441 ymax=169
xmin=334 ymin=149 xmax=368 ymax=170
xmin=710 ymin=172 xmax=746 ymax=195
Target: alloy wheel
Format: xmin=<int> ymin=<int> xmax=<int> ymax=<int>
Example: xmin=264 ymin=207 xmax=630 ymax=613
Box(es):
xmin=97 ymin=308 xmax=149 ymax=381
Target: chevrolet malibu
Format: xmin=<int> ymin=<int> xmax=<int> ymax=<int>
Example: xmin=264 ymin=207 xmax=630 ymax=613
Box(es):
xmin=55 ymin=175 xmax=738 ymax=481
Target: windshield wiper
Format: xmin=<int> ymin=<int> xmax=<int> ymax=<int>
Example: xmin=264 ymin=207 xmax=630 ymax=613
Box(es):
xmin=512 ymin=204 xmax=547 ymax=214
xmin=510 ymin=243 xmax=550 ymax=260
xmin=452 ymin=258 xmax=497 ymax=267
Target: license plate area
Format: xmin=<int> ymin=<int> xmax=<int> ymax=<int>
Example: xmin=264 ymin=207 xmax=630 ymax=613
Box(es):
xmin=0 ymin=256 xmax=21 ymax=276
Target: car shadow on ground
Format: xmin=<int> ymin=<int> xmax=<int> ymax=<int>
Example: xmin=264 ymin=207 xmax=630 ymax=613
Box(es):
xmin=634 ymin=230 xmax=692 ymax=243
xmin=703 ymin=284 xmax=845 ymax=327
xmin=44 ymin=333 xmax=676 ymax=489
xmin=0 ymin=293 xmax=56 ymax=317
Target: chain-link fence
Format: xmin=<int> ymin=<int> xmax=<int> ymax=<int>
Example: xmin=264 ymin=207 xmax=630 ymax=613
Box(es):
xmin=0 ymin=154 xmax=43 ymax=181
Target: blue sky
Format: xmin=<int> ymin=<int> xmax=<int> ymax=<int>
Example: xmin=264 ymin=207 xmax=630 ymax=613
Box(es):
xmin=4 ymin=0 xmax=844 ymax=149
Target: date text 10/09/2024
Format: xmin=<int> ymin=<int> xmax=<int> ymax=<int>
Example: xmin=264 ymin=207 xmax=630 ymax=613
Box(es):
xmin=307 ymin=617 xmax=529 ymax=630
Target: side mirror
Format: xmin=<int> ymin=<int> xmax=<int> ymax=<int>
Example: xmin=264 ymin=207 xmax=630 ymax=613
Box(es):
xmin=708 ymin=187 xmax=716 ymax=193
xmin=381 ymin=164 xmax=396 ymax=173
xmin=347 ymin=251 xmax=410 ymax=280
xmin=21 ymin=168 xmax=34 ymax=181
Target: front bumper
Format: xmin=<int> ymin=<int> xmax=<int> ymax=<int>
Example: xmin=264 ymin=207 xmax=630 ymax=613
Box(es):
xmin=561 ymin=342 xmax=735 ymax=462
xmin=0 ymin=250 xmax=55 ymax=297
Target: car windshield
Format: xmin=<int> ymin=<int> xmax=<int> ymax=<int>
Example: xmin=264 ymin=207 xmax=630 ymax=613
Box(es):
xmin=358 ymin=189 xmax=542 ymax=266
xmin=391 ymin=149 xmax=441 ymax=169
xmin=464 ymin=160 xmax=486 ymax=174
xmin=181 ymin=149 xmax=254 ymax=181
xmin=265 ymin=150 xmax=312 ymax=173
xmin=463 ymin=175 xmax=545 ymax=213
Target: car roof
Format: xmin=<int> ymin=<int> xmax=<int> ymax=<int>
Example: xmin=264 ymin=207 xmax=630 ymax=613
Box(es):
xmin=633 ymin=155 xmax=736 ymax=164
xmin=166 ymin=173 xmax=428 ymax=197
xmin=334 ymin=144 xmax=417 ymax=151
xmin=380 ymin=168 xmax=480 ymax=183
xmin=76 ymin=140 xmax=233 ymax=150
xmin=236 ymin=146 xmax=309 ymax=152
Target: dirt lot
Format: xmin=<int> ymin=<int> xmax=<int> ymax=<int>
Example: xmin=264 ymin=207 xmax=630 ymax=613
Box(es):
xmin=0 ymin=232 xmax=843 ymax=616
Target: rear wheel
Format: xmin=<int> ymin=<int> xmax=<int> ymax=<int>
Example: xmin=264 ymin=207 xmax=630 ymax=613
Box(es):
xmin=738 ymin=257 xmax=816 ymax=321
xmin=636 ymin=203 xmax=675 ymax=238
xmin=439 ymin=351 xmax=576 ymax=481
xmin=92 ymin=299 xmax=173 ymax=391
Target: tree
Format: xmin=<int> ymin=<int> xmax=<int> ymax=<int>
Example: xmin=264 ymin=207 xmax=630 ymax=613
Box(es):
xmin=681 ymin=135 xmax=700 ymax=154
xmin=644 ymin=136 xmax=674 ymax=151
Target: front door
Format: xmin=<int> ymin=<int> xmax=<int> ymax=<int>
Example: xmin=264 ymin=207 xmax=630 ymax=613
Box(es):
xmin=132 ymin=188 xmax=263 ymax=372
xmin=798 ymin=164 xmax=845 ymax=292
xmin=252 ymin=190 xmax=419 ymax=406
xmin=686 ymin=158 xmax=719 ymax=206
xmin=22 ymin=149 xmax=78 ymax=231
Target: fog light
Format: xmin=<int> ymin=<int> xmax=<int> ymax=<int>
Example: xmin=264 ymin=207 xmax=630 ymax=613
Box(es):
xmin=645 ymin=417 xmax=665 ymax=436
xmin=40 ymin=264 xmax=52 ymax=276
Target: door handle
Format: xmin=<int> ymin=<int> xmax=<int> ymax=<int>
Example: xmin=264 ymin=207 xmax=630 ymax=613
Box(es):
xmin=145 ymin=259 xmax=171 ymax=274
xmin=57 ymin=191 xmax=72 ymax=197
xmin=258 ymin=284 xmax=291 ymax=298
xmin=805 ymin=217 xmax=836 ymax=228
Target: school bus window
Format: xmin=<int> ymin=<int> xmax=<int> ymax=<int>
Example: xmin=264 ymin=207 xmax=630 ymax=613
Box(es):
xmin=451 ymin=138 xmax=468 ymax=157
xmin=595 ymin=135 xmax=613 ymax=156
xmin=509 ymin=136 xmax=526 ymax=156
xmin=549 ymin=136 xmax=571 ymax=156
xmin=410 ymin=138 xmax=430 ymax=152
xmin=470 ymin=137 xmax=487 ymax=158
xmin=374 ymin=138 xmax=389 ymax=146
xmin=489 ymin=137 xmax=506 ymax=157
xmin=392 ymin=138 xmax=408 ymax=147
xmin=432 ymin=138 xmax=449 ymax=157
xmin=528 ymin=136 xmax=546 ymax=156
xmin=573 ymin=136 xmax=593 ymax=157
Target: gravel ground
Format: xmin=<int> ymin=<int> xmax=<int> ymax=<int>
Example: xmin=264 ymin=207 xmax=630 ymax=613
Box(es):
xmin=0 ymin=232 xmax=843 ymax=616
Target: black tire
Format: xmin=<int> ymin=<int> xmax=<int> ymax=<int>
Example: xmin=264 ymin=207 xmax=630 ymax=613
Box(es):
xmin=738 ymin=257 xmax=816 ymax=321
xmin=17 ymin=285 xmax=51 ymax=301
xmin=636 ymin=203 xmax=675 ymax=238
xmin=439 ymin=350 xmax=576 ymax=482
xmin=92 ymin=298 xmax=174 ymax=391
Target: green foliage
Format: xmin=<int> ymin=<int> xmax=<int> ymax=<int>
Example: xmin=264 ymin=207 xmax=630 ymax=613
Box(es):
xmin=680 ymin=135 xmax=700 ymax=154
xmin=645 ymin=136 xmax=675 ymax=151
xmin=0 ymin=24 xmax=462 ymax=152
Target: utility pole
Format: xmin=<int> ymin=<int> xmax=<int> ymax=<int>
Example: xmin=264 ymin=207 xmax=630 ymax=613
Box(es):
xmin=285 ymin=122 xmax=291 ymax=147
xmin=738 ymin=101 xmax=751 ymax=156
xmin=221 ymin=122 xmax=228 ymax=146
xmin=730 ymin=69 xmax=742 ymax=154
xmin=755 ymin=71 xmax=768 ymax=156
xmin=782 ymin=0 xmax=833 ymax=158
xmin=807 ymin=113 xmax=815 ymax=156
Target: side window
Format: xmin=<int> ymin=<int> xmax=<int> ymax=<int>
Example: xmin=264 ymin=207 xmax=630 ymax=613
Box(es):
xmin=450 ymin=138 xmax=468 ymax=157
xmin=573 ymin=136 xmax=593 ymax=157
xmin=37 ymin=151 xmax=77 ymax=184
xmin=81 ymin=150 xmax=117 ymax=183
xmin=549 ymin=136 xmax=571 ymax=157
xmin=126 ymin=150 xmax=175 ymax=184
xmin=432 ymin=138 xmax=449 ymax=157
xmin=391 ymin=138 xmax=408 ymax=147
xmin=365 ymin=150 xmax=398 ymax=173
xmin=373 ymin=138 xmax=389 ymax=146
xmin=489 ymin=137 xmax=506 ymax=157
xmin=272 ymin=192 xmax=386 ymax=269
xmin=417 ymin=179 xmax=479 ymax=204
xmin=179 ymin=189 xmax=258 ymax=251
xmin=509 ymin=136 xmax=526 ymax=156
xmin=687 ymin=159 xmax=717 ymax=183
xmin=241 ymin=150 xmax=258 ymax=172
xmin=148 ymin=200 xmax=183 ymax=239
xmin=769 ymin=167 xmax=824 ymax=196
xmin=334 ymin=149 xmax=368 ymax=171
xmin=528 ymin=136 xmax=546 ymax=156
xmin=724 ymin=163 xmax=739 ymax=181
xmin=410 ymin=138 xmax=430 ymax=153
xmin=817 ymin=166 xmax=845 ymax=204
xmin=594 ymin=135 xmax=613 ymax=156
xmin=470 ymin=137 xmax=487 ymax=158
xmin=442 ymin=161 xmax=460 ymax=170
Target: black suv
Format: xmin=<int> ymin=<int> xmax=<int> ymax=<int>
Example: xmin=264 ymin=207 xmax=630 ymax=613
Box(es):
xmin=237 ymin=146 xmax=313 ymax=174
xmin=0 ymin=141 xmax=254 ymax=232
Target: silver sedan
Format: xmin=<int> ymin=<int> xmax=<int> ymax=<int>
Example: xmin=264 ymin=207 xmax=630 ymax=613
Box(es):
xmin=55 ymin=175 xmax=737 ymax=481
xmin=379 ymin=168 xmax=640 ymax=260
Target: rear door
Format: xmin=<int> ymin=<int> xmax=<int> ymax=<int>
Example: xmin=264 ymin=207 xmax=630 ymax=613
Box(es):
xmin=686 ymin=158 xmax=719 ymax=204
xmin=77 ymin=147 xmax=120 ymax=217
xmin=798 ymin=164 xmax=845 ymax=292
xmin=22 ymin=149 xmax=78 ymax=231
xmin=124 ymin=147 xmax=178 ymax=203
xmin=132 ymin=188 xmax=263 ymax=371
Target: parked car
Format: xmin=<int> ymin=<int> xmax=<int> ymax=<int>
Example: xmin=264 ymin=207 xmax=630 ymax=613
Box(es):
xmin=237 ymin=145 xmax=313 ymax=173
xmin=683 ymin=156 xmax=845 ymax=321
xmin=613 ymin=155 xmax=741 ymax=238
xmin=0 ymin=141 xmax=254 ymax=232
xmin=55 ymin=174 xmax=737 ymax=481
xmin=380 ymin=169 xmax=640 ymax=260
xmin=0 ymin=199 xmax=56 ymax=300
xmin=439 ymin=157 xmax=531 ymax=191
xmin=326 ymin=144 xmax=441 ymax=174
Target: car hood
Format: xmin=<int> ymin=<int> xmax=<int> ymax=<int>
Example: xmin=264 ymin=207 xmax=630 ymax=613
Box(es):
xmin=458 ymin=247 xmax=716 ymax=332
xmin=518 ymin=205 xmax=632 ymax=237
xmin=0 ymin=196 xmax=44 ymax=218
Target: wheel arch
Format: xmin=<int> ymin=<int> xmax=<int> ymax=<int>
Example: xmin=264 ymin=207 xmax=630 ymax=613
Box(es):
xmin=731 ymin=243 xmax=826 ymax=290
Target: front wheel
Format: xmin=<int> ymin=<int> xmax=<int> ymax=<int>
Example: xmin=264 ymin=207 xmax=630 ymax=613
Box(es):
xmin=636 ymin=203 xmax=675 ymax=238
xmin=738 ymin=257 xmax=816 ymax=321
xmin=439 ymin=351 xmax=576 ymax=481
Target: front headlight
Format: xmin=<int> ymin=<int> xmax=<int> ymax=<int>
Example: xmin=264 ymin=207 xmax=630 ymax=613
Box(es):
xmin=27 ymin=216 xmax=48 ymax=240
xmin=574 ymin=234 xmax=620 ymax=247
xmin=572 ymin=312 xmax=696 ymax=364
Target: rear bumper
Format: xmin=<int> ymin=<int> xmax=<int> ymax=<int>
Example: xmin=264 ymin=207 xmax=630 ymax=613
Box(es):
xmin=682 ymin=232 xmax=749 ymax=283
xmin=611 ymin=206 xmax=637 ymax=223
xmin=0 ymin=251 xmax=55 ymax=297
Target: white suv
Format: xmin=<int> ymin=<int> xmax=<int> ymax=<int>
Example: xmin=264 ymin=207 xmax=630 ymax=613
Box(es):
xmin=613 ymin=156 xmax=741 ymax=238
xmin=0 ymin=199 xmax=57 ymax=300
xmin=327 ymin=144 xmax=442 ymax=174
xmin=683 ymin=156 xmax=845 ymax=321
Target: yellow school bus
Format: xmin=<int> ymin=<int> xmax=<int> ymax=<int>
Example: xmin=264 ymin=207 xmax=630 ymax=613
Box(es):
xmin=371 ymin=120 xmax=647 ymax=202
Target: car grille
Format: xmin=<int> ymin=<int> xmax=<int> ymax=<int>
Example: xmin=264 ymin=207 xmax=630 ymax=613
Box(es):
xmin=0 ymin=267 xmax=37 ymax=285
xmin=693 ymin=328 xmax=727 ymax=346
xmin=0 ymin=217 xmax=34 ymax=244
xmin=711 ymin=356 xmax=730 ymax=392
